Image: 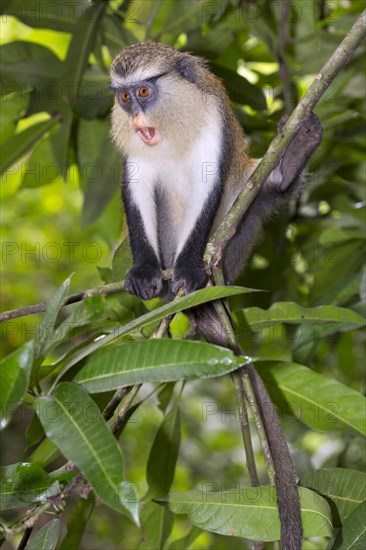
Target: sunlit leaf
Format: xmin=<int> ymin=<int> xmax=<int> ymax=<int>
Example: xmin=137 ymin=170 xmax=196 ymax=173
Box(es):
xmin=300 ymin=468 xmax=366 ymax=526
xmin=36 ymin=382 xmax=138 ymax=522
xmin=74 ymin=340 xmax=244 ymax=392
xmin=0 ymin=341 xmax=33 ymax=430
xmin=1 ymin=118 xmax=58 ymax=176
xmin=256 ymin=361 xmax=366 ymax=436
xmin=158 ymin=486 xmax=332 ymax=541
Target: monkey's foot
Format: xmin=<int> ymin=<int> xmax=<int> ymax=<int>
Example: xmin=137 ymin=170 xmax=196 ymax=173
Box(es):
xmin=278 ymin=112 xmax=323 ymax=192
xmin=125 ymin=265 xmax=163 ymax=300
xmin=172 ymin=265 xmax=208 ymax=295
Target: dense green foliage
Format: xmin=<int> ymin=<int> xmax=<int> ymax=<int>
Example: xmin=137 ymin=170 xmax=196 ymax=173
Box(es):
xmin=0 ymin=1 xmax=365 ymax=549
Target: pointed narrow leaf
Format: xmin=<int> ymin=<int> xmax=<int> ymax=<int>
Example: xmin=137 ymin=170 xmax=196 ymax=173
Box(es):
xmin=0 ymin=42 xmax=62 ymax=86
xmin=300 ymin=468 xmax=366 ymax=525
xmin=1 ymin=118 xmax=58 ymax=176
xmin=331 ymin=501 xmax=366 ymax=550
xmin=34 ymin=274 xmax=73 ymax=358
xmin=28 ymin=438 xmax=60 ymax=468
xmin=35 ymin=382 xmax=138 ymax=522
xmin=0 ymin=462 xmax=53 ymax=510
xmin=25 ymin=519 xmax=60 ymax=550
xmin=63 ymin=2 xmax=106 ymax=99
xmin=59 ymin=497 xmax=95 ymax=550
xmin=211 ymin=64 xmax=266 ymax=110
xmin=59 ymin=286 xmax=253 ymax=378
xmin=169 ymin=526 xmax=202 ymax=550
xmin=138 ymin=501 xmax=173 ymax=550
xmin=236 ymin=302 xmax=365 ymax=330
xmin=1 ymin=1 xmax=90 ymax=31
xmin=256 ymin=361 xmax=366 ymax=436
xmin=0 ymin=341 xmax=33 ymax=430
xmin=146 ymin=407 xmax=181 ymax=499
xmin=74 ymin=340 xmax=243 ymax=392
xmin=159 ymin=486 xmax=332 ymax=541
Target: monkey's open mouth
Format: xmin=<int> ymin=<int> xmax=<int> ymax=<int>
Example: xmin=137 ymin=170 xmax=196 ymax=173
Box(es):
xmin=136 ymin=127 xmax=159 ymax=146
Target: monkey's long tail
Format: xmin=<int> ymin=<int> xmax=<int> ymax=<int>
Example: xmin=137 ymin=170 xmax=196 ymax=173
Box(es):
xmin=193 ymin=305 xmax=302 ymax=550
xmin=246 ymin=362 xmax=302 ymax=550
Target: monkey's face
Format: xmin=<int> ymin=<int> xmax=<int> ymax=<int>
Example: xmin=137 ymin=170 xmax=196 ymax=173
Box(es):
xmin=110 ymin=43 xmax=214 ymax=156
xmin=110 ymin=79 xmax=161 ymax=146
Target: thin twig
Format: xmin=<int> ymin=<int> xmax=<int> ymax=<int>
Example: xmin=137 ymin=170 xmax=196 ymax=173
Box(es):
xmin=231 ymin=371 xmax=260 ymax=486
xmin=239 ymin=370 xmax=276 ymax=483
xmin=103 ymin=386 xmax=132 ymax=421
xmin=111 ymin=384 xmax=142 ymax=435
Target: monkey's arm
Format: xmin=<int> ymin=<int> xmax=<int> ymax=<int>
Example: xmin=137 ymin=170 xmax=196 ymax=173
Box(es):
xmin=122 ymin=184 xmax=163 ymax=300
xmin=223 ymin=113 xmax=323 ymax=281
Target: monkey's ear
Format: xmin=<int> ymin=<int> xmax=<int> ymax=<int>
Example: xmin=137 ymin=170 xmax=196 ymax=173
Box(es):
xmin=175 ymin=54 xmax=197 ymax=83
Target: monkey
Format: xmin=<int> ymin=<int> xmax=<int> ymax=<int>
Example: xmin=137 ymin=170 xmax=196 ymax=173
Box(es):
xmin=109 ymin=42 xmax=323 ymax=549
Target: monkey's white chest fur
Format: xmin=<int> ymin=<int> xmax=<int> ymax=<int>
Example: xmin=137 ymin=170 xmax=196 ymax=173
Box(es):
xmin=127 ymin=119 xmax=222 ymax=268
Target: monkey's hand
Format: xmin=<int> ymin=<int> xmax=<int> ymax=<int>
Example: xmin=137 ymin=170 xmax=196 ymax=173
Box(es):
xmin=172 ymin=263 xmax=208 ymax=295
xmin=125 ymin=265 xmax=163 ymax=300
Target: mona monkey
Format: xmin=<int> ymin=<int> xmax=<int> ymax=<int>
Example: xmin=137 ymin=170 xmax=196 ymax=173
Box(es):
xmin=109 ymin=42 xmax=322 ymax=549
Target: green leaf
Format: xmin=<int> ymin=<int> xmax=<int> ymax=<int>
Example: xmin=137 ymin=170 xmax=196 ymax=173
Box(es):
xmin=300 ymin=468 xmax=366 ymax=526
xmin=138 ymin=501 xmax=174 ymax=550
xmin=146 ymin=406 xmax=181 ymax=499
xmin=0 ymin=92 xmax=27 ymax=144
xmin=256 ymin=362 xmax=366 ymax=436
xmin=35 ymin=382 xmax=139 ymax=522
xmin=157 ymin=383 xmax=176 ymax=413
xmin=236 ymin=302 xmax=365 ymax=330
xmin=102 ymin=14 xmax=137 ymax=56
xmin=159 ymin=486 xmax=332 ymax=541
xmin=74 ymin=340 xmax=244 ymax=392
xmin=211 ymin=64 xmax=267 ymax=110
xmin=63 ymin=2 xmax=106 ymax=100
xmin=28 ymin=438 xmax=60 ymax=468
xmin=57 ymin=286 xmax=254 ymax=379
xmin=0 ymin=341 xmax=33 ymax=430
xmin=0 ymin=42 xmax=62 ymax=86
xmin=33 ymin=274 xmax=73 ymax=359
xmin=59 ymin=497 xmax=95 ymax=550
xmin=1 ymin=117 xmax=59 ymax=176
xmin=168 ymin=526 xmax=202 ymax=550
xmin=0 ymin=462 xmax=52 ymax=510
xmin=78 ymin=120 xmax=120 ymax=225
xmin=25 ymin=412 xmax=44 ymax=448
xmin=49 ymin=101 xmax=73 ymax=180
xmin=25 ymin=519 xmax=60 ymax=550
xmin=1 ymin=1 xmax=90 ymax=31
xmin=331 ymin=501 xmax=366 ymax=550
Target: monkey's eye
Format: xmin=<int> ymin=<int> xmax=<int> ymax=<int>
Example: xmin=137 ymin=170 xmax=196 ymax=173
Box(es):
xmin=138 ymin=86 xmax=151 ymax=98
xmin=120 ymin=91 xmax=131 ymax=103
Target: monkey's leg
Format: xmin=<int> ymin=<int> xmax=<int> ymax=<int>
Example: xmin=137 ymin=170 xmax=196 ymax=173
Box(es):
xmin=224 ymin=113 xmax=323 ymax=282
xmin=122 ymin=185 xmax=163 ymax=301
